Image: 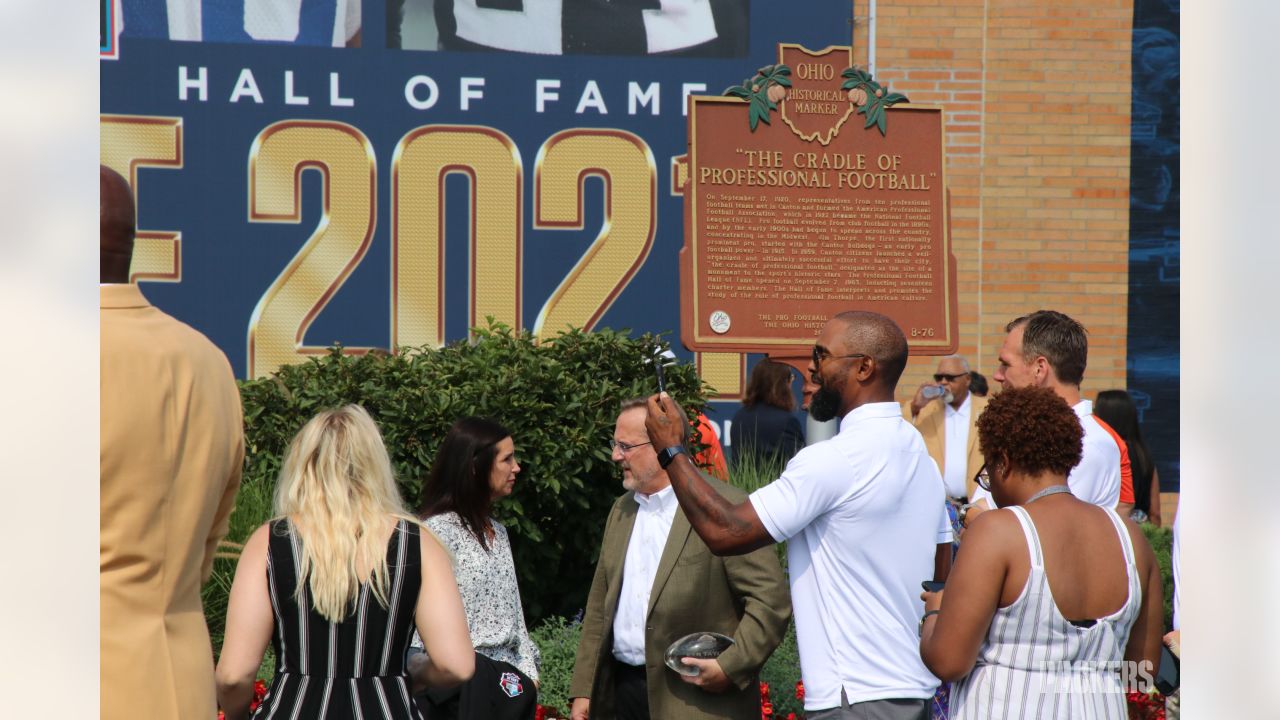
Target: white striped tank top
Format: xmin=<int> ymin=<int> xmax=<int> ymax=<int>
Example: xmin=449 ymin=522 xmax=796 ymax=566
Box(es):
xmin=950 ymin=505 xmax=1142 ymax=720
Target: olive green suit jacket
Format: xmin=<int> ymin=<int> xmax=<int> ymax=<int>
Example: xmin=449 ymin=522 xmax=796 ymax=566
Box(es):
xmin=569 ymin=479 xmax=791 ymax=720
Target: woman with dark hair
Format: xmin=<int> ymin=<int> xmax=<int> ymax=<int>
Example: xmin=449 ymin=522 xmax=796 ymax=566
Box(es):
xmin=729 ymin=359 xmax=805 ymax=468
xmin=918 ymin=387 xmax=1164 ymax=719
xmin=968 ymin=371 xmax=989 ymax=398
xmin=1094 ymin=390 xmax=1162 ymax=526
xmin=413 ymin=418 xmax=541 ymax=720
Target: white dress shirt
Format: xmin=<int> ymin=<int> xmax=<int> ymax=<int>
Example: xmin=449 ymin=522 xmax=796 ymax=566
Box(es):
xmin=612 ymin=484 xmax=679 ymax=666
xmin=748 ymin=402 xmax=949 ymax=710
xmin=943 ymin=394 xmax=971 ymax=498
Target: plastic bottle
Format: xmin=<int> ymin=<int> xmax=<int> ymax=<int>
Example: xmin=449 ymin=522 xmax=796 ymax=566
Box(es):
xmin=922 ymin=384 xmax=946 ymax=399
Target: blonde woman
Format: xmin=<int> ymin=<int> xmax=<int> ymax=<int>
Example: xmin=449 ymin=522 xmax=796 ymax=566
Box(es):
xmin=216 ymin=405 xmax=474 ymax=720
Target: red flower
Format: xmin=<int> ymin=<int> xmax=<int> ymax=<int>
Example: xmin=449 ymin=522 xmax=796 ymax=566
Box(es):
xmin=1126 ymin=690 xmax=1167 ymax=720
xmin=534 ymin=704 xmax=547 ymax=720
xmin=786 ymin=714 xmax=796 ymax=720
xmin=759 ymin=681 xmax=773 ymax=719
xmin=249 ymin=679 xmax=268 ymax=711
xmin=795 ymin=680 xmax=804 ymax=701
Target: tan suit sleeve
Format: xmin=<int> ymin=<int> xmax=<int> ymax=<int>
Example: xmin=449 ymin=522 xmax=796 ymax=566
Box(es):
xmin=201 ymin=406 xmax=244 ymax=583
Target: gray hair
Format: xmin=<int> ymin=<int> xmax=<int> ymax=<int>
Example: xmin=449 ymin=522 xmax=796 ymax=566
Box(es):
xmin=620 ymin=397 xmax=691 ymax=442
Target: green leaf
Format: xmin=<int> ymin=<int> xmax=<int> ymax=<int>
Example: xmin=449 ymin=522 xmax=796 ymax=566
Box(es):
xmin=876 ymin=109 xmax=888 ymax=135
xmin=724 ymin=86 xmax=750 ymax=99
xmin=883 ymin=92 xmax=908 ymax=105
xmin=748 ymin=95 xmax=771 ymax=129
xmin=864 ymin=103 xmax=880 ymax=128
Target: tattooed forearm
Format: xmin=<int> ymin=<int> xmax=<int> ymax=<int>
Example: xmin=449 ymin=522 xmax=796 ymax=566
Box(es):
xmin=667 ymin=454 xmax=770 ymax=555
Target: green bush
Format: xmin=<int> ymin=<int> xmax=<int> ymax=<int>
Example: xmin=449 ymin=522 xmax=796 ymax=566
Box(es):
xmin=1140 ymin=523 xmax=1175 ymax=630
xmin=528 ymin=615 xmax=584 ymax=712
xmin=725 ymin=452 xmax=791 ymax=571
xmin=202 ymin=475 xmax=276 ymax=677
xmin=759 ymin=622 xmax=803 ymax=718
xmin=208 ymin=322 xmax=710 ymax=638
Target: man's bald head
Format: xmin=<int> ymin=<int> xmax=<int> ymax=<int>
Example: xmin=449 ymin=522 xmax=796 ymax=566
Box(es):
xmin=831 ymin=310 xmax=909 ymax=391
xmin=100 ymin=166 xmax=135 ymax=283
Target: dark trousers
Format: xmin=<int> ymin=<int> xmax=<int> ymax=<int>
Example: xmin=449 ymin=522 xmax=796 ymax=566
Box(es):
xmin=613 ymin=660 xmax=649 ymax=720
xmin=416 ymin=652 xmax=537 ymax=720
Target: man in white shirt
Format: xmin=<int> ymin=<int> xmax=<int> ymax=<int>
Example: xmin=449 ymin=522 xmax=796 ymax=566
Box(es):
xmin=644 ymin=311 xmax=951 ymax=720
xmin=906 ymin=354 xmax=987 ymax=503
xmin=568 ymin=400 xmax=790 ymax=720
xmin=964 ymin=310 xmax=1125 ymax=525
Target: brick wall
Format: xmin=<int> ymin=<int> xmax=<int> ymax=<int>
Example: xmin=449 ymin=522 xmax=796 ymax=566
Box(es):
xmin=859 ymin=0 xmax=1134 ymax=400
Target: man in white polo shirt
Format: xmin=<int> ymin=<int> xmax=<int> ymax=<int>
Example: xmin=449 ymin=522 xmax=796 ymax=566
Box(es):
xmin=643 ymin=311 xmax=950 ymax=720
xmin=963 ymin=310 xmax=1134 ymax=525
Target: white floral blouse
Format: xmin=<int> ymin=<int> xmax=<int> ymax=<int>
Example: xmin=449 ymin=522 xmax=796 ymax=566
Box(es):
xmin=412 ymin=512 xmax=541 ymax=681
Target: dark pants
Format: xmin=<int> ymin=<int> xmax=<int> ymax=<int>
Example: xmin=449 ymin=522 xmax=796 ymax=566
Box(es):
xmin=613 ymin=660 xmax=649 ymax=720
xmin=416 ymin=652 xmax=537 ymax=720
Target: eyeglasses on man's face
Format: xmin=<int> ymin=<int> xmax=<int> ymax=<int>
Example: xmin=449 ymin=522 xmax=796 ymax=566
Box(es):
xmin=609 ymin=438 xmax=653 ymax=455
xmin=811 ymin=346 xmax=869 ymax=373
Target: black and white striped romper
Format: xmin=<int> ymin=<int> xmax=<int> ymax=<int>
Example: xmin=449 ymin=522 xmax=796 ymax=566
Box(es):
xmin=255 ymin=518 xmax=423 ymax=720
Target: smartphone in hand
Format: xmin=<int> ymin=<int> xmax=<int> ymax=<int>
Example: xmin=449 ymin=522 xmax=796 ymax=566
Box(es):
xmin=654 ymin=355 xmax=667 ymax=395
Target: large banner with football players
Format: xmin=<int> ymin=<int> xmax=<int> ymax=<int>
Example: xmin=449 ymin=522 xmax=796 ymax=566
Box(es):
xmin=101 ymin=1 xmax=865 ymax=426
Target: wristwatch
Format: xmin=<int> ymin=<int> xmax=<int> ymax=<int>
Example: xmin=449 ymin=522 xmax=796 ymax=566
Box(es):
xmin=957 ymin=503 xmax=973 ymax=528
xmin=918 ymin=610 xmax=940 ymax=637
xmin=657 ymin=445 xmax=687 ymax=469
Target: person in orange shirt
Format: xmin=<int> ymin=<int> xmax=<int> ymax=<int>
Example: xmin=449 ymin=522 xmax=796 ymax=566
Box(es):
xmin=693 ymin=412 xmax=730 ymax=481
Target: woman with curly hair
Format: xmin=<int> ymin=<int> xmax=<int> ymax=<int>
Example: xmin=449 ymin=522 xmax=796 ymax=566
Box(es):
xmin=216 ymin=405 xmax=474 ymax=720
xmin=918 ymin=386 xmax=1164 ymax=719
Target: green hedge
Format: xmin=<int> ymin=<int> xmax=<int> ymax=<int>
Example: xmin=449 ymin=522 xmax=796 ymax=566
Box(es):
xmin=1140 ymin=523 xmax=1175 ymax=631
xmin=204 ymin=322 xmax=711 ymax=657
xmin=527 ymin=615 xmax=584 ymax=713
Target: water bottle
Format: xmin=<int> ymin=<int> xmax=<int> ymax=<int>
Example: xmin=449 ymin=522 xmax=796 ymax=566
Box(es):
xmin=922 ymin=384 xmax=946 ymax=399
